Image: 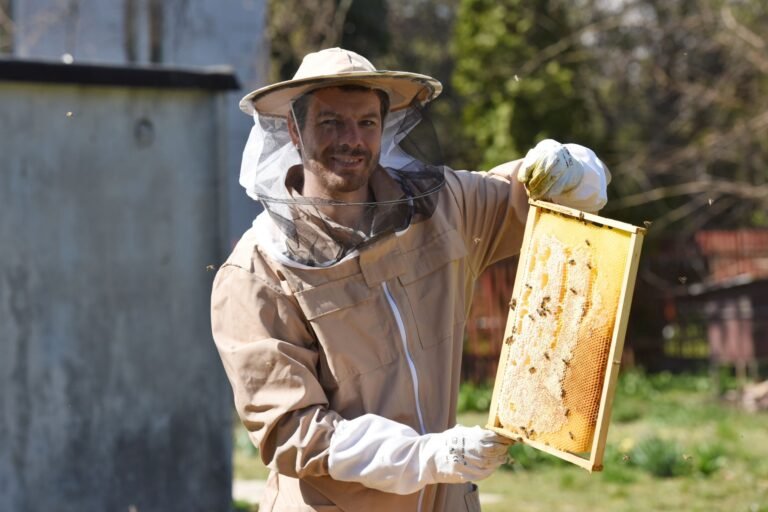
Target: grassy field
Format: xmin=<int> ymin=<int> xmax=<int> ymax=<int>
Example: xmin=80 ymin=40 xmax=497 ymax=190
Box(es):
xmin=233 ymin=371 xmax=768 ymax=511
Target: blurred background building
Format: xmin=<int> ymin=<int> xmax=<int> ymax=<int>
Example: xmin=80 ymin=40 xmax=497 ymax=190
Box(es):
xmin=2 ymin=0 xmax=267 ymax=247
xmin=1 ymin=1 xmax=267 ymax=510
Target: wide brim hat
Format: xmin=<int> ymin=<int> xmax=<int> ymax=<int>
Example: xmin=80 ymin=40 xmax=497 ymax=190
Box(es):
xmin=239 ymin=47 xmax=443 ymax=118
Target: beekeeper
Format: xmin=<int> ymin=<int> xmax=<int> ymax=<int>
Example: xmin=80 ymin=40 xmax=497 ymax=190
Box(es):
xmin=211 ymin=47 xmax=610 ymax=511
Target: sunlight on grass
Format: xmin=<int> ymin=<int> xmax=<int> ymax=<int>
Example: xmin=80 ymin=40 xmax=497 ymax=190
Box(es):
xmin=232 ymin=421 xmax=271 ymax=481
xmin=232 ymin=372 xmax=768 ymax=511
xmin=462 ymin=371 xmax=768 ymax=512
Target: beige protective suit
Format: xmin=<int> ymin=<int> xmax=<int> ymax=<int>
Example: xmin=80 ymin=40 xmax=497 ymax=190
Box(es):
xmin=211 ymin=161 xmax=528 ymax=511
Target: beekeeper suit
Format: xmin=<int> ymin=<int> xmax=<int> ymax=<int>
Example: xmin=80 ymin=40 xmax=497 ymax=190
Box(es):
xmin=211 ymin=47 xmax=610 ymax=511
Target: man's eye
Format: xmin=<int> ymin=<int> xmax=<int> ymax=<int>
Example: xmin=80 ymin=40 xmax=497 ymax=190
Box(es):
xmin=361 ymin=120 xmax=377 ymax=127
xmin=320 ymin=119 xmax=339 ymax=126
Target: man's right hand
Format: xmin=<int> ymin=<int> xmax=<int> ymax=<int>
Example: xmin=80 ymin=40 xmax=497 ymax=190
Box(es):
xmin=328 ymin=414 xmax=512 ymax=495
xmin=423 ymin=424 xmax=513 ymax=484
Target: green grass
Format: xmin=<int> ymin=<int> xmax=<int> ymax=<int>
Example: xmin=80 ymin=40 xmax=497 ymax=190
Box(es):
xmin=233 ymin=371 xmax=768 ymax=511
xmin=463 ymin=371 xmax=768 ymax=512
xmin=233 ymin=420 xmax=271 ymax=481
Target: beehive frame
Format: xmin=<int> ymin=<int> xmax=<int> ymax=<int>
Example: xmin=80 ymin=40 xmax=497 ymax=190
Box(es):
xmin=487 ymin=200 xmax=645 ymax=472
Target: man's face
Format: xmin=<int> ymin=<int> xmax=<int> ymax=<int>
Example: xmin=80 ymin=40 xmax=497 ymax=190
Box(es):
xmin=290 ymin=87 xmax=383 ymax=200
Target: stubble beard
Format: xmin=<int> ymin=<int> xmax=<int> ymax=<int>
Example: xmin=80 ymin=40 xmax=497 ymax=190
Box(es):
xmin=306 ymin=146 xmax=380 ymax=199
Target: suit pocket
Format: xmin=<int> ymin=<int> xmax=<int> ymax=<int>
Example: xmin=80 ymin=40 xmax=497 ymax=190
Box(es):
xmin=398 ymin=229 xmax=468 ymax=349
xmin=296 ymin=274 xmax=398 ymax=383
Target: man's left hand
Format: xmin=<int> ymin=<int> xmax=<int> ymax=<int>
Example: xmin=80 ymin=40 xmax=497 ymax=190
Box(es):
xmin=517 ymin=139 xmax=610 ymax=213
xmin=518 ymin=139 xmax=583 ymax=200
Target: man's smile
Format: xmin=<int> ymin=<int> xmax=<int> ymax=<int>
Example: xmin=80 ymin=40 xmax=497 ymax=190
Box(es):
xmin=329 ymin=152 xmax=368 ymax=170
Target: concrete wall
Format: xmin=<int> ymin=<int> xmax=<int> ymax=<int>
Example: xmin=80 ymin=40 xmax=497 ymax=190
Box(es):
xmin=0 ymin=74 xmax=233 ymax=511
xmin=9 ymin=0 xmax=269 ymax=248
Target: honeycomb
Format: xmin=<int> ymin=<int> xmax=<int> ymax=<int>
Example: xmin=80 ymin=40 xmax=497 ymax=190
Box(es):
xmin=495 ymin=209 xmax=631 ymax=453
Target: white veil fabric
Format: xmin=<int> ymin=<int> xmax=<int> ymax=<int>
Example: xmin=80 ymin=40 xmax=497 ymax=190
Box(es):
xmin=239 ymin=97 xmax=446 ymax=267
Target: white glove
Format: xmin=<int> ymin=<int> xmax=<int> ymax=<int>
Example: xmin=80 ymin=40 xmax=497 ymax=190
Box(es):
xmin=328 ymin=414 xmax=512 ymax=495
xmin=517 ymin=139 xmax=611 ymax=213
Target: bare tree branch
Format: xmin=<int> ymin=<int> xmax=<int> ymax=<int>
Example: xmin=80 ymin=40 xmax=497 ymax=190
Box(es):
xmin=647 ymin=194 xmax=711 ymax=233
xmin=518 ymin=4 xmax=641 ymax=77
xmin=322 ymin=0 xmax=354 ymax=48
xmin=608 ymin=180 xmax=768 ymax=210
xmin=721 ymin=6 xmax=765 ymax=50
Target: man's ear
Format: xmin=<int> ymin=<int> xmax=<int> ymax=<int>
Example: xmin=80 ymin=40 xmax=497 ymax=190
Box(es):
xmin=287 ymin=115 xmax=301 ymax=148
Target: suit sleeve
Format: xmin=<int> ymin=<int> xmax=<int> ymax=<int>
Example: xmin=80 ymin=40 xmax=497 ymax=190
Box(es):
xmin=446 ymin=159 xmax=530 ymax=275
xmin=210 ymin=263 xmax=341 ymax=478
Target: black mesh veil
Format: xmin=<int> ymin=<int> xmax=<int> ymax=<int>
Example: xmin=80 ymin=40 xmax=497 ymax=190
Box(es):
xmin=240 ymin=91 xmax=445 ymax=267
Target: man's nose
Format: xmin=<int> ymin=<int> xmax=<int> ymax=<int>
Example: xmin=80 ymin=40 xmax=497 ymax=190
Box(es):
xmin=337 ymin=121 xmax=363 ymax=147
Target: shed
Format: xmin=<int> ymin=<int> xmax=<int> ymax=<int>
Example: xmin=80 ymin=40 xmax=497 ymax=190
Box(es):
xmin=0 ymin=59 xmax=239 ymax=512
xmin=676 ymin=230 xmax=768 ymax=379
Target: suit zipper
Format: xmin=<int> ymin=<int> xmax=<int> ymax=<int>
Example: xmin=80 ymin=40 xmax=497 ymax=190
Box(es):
xmin=381 ymin=281 xmax=426 ymax=511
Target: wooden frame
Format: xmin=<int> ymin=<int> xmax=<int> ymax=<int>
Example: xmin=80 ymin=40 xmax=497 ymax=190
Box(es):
xmin=486 ymin=200 xmax=646 ymax=472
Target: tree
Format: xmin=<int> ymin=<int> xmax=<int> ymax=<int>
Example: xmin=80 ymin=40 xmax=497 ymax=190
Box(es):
xmin=452 ymin=0 xmax=768 ymax=232
xmin=377 ymin=0 xmax=467 ymax=169
xmin=452 ymin=0 xmax=596 ymax=169
xmin=267 ymin=0 xmax=388 ymax=82
xmin=572 ymin=0 xmax=768 ymax=233
xmin=0 ymin=0 xmax=12 ymax=53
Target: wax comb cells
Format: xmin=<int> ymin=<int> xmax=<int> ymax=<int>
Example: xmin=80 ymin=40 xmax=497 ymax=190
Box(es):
xmin=489 ymin=201 xmax=645 ymax=471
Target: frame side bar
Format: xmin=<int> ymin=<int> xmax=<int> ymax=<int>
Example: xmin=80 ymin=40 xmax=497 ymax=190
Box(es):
xmin=488 ymin=426 xmax=596 ymax=471
xmin=588 ymin=231 xmax=646 ymax=468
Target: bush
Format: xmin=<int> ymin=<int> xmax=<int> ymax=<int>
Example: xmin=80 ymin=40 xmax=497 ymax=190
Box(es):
xmin=692 ymin=442 xmax=727 ymax=476
xmin=616 ymin=369 xmax=713 ymax=397
xmin=629 ymin=436 xmax=692 ymax=478
xmin=503 ymin=442 xmax=568 ymax=472
xmin=234 ymin=426 xmax=259 ymax=457
xmin=457 ymin=382 xmax=493 ymax=413
xmin=617 ymin=369 xmax=657 ymax=399
xmin=232 ymin=500 xmax=259 ymax=512
xmin=597 ymin=441 xmax=638 ymax=483
xmin=611 ymin=399 xmax=645 ymax=423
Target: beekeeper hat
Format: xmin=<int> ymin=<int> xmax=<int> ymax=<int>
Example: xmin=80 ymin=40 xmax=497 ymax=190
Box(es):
xmin=239 ymin=47 xmax=442 ymax=117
